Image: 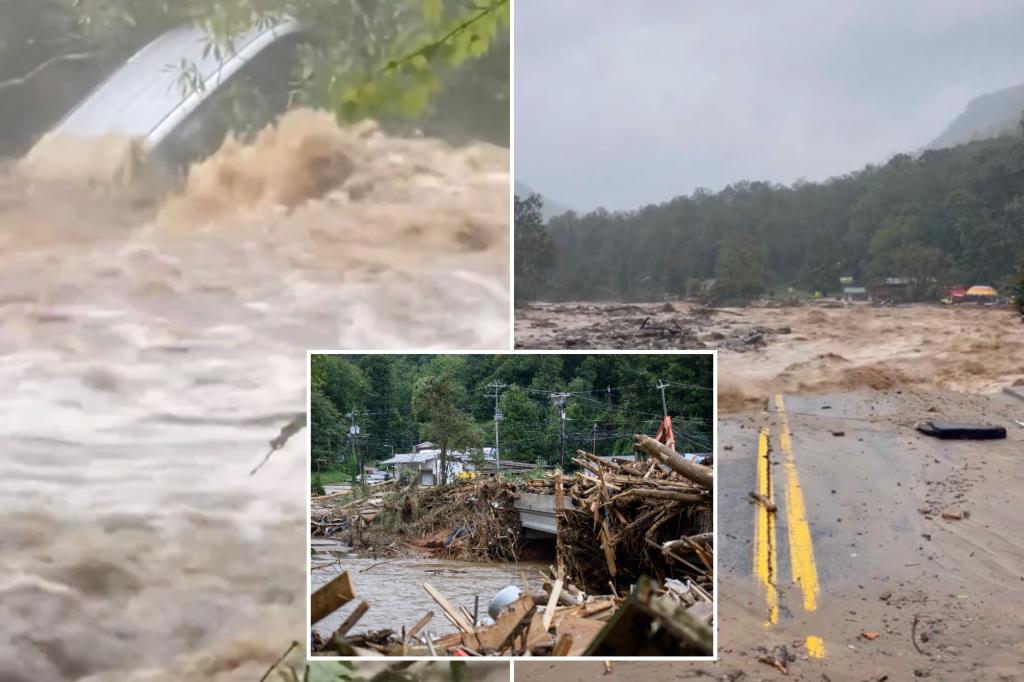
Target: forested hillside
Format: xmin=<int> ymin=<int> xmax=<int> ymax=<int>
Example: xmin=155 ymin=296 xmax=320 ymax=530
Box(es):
xmin=516 ymin=119 xmax=1024 ymax=302
xmin=310 ymin=354 xmax=714 ymax=471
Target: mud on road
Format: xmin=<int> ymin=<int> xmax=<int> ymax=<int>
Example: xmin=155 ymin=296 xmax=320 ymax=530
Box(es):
xmin=520 ymin=388 xmax=1024 ymax=681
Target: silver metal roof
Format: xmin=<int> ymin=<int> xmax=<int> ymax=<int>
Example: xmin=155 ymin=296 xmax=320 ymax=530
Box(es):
xmin=50 ymin=19 xmax=302 ymax=149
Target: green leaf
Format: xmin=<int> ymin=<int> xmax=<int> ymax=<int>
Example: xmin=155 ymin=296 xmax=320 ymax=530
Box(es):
xmin=422 ymin=0 xmax=443 ymax=26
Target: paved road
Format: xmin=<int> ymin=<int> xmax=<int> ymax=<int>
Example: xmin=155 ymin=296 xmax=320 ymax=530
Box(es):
xmin=714 ymin=388 xmax=1024 ymax=676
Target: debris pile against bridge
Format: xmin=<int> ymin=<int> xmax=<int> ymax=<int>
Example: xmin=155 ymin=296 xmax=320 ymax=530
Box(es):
xmin=525 ymin=440 xmax=713 ymax=599
xmin=312 ymin=478 xmax=524 ymax=562
xmin=309 ymin=434 xmax=714 ymax=656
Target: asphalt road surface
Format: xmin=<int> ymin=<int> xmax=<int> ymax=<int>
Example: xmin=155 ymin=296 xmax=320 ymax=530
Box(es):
xmin=521 ymin=387 xmax=1024 ymax=681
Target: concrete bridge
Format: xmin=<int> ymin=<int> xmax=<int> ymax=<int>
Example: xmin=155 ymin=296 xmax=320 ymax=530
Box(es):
xmin=514 ymin=492 xmax=574 ymax=538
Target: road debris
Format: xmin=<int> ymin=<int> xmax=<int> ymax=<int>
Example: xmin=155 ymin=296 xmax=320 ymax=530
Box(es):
xmin=916 ymin=421 xmax=1007 ymax=440
xmin=748 ymin=491 xmax=778 ymax=512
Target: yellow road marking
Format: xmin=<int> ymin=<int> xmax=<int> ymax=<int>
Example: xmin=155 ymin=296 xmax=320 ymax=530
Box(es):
xmin=775 ymin=394 xmax=821 ymax=612
xmin=775 ymin=394 xmax=826 ymax=657
xmin=754 ymin=427 xmax=778 ymax=625
xmin=806 ymin=635 xmax=826 ymax=658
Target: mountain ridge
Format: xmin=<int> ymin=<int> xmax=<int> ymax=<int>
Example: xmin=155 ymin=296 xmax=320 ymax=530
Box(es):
xmin=927 ymin=81 xmax=1024 ymax=150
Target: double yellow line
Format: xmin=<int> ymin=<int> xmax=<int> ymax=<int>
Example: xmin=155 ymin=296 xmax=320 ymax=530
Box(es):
xmin=752 ymin=394 xmax=825 ymax=658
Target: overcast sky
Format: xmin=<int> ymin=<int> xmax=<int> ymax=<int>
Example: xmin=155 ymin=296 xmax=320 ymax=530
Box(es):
xmin=515 ymin=0 xmax=1024 ymax=211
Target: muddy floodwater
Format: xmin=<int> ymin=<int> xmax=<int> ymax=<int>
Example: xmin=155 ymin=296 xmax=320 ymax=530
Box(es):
xmin=312 ymin=541 xmax=547 ymax=638
xmin=0 ymin=110 xmax=508 ymax=681
xmin=516 ymin=300 xmax=1024 ymax=407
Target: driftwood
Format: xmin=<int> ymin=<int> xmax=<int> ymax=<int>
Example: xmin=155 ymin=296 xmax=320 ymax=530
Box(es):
xmin=311 ymin=571 xmax=356 ymax=624
xmin=422 ymin=582 xmax=474 ymax=634
xmin=633 ymin=435 xmax=714 ymax=490
xmin=251 ymin=412 xmax=307 ymax=475
xmin=330 ymin=600 xmax=370 ymax=644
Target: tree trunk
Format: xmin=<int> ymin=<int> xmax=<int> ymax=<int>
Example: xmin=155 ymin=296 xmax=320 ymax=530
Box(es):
xmin=440 ymin=437 xmax=448 ymax=485
xmin=633 ymin=435 xmax=714 ymax=491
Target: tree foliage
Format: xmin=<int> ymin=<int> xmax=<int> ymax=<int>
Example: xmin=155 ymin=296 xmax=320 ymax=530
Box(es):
xmin=412 ymin=365 xmax=481 ymax=483
xmin=309 ymin=354 xmax=714 ymax=471
xmin=517 ymin=129 xmax=1024 ymax=302
xmin=62 ymin=0 xmax=508 ymax=128
xmin=0 ymin=0 xmax=509 ymax=152
xmin=514 ymin=193 xmax=555 ymax=302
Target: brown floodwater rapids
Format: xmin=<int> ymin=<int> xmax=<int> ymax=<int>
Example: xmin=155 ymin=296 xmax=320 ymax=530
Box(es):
xmin=311 ymin=542 xmax=547 ymax=639
xmin=0 ymin=110 xmax=508 ymax=681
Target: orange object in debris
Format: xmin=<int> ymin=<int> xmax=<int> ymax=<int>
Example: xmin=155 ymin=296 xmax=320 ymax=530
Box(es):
xmin=654 ymin=415 xmax=675 ymax=451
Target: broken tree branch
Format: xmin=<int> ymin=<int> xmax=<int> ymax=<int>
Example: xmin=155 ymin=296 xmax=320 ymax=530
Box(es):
xmin=250 ymin=412 xmax=307 ymax=475
xmin=0 ymin=51 xmax=99 ymax=92
xmin=633 ymin=435 xmax=714 ymax=490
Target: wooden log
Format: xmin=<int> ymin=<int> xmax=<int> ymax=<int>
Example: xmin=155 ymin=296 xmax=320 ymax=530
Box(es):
xmin=634 ymin=435 xmax=714 ymax=490
xmin=551 ymin=633 xmax=574 ymax=656
xmin=599 ymin=520 xmax=618 ymax=577
xmin=542 ymin=578 xmax=563 ymax=631
xmin=311 ymin=571 xmax=356 ymax=624
xmin=611 ymin=488 xmax=706 ymax=504
xmin=422 ymin=582 xmax=474 ymax=634
xmin=474 ymin=594 xmax=536 ymax=651
xmin=408 ymin=611 xmax=434 ymax=639
xmin=576 ymin=449 xmax=622 ymax=471
xmin=329 ymin=600 xmax=370 ymax=644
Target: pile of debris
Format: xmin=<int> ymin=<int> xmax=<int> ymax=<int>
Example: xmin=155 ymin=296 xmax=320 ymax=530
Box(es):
xmin=517 ymin=301 xmax=790 ymax=351
xmin=309 ymin=433 xmax=714 ymax=657
xmin=311 ymin=481 xmax=395 ymax=537
xmin=311 ymin=478 xmax=523 ymax=562
xmin=311 ymin=568 xmax=712 ymax=657
xmin=525 ymin=439 xmax=713 ymax=599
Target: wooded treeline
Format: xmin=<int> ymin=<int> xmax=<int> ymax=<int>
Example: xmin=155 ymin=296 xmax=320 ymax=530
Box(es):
xmin=0 ymin=0 xmax=509 ymax=156
xmin=516 ymin=121 xmax=1024 ymax=303
xmin=310 ymin=354 xmax=714 ymax=472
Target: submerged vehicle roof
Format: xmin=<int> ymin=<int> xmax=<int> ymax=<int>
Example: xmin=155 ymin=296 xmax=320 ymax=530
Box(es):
xmin=50 ymin=18 xmax=302 ymax=149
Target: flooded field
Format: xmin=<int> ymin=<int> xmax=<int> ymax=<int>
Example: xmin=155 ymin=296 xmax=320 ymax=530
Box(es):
xmin=0 ymin=111 xmax=508 ymax=681
xmin=312 ymin=541 xmax=547 ymax=638
xmin=516 ymin=300 xmax=1024 ymax=407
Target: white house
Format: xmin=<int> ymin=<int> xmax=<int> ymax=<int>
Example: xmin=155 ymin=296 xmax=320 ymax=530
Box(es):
xmin=379 ymin=446 xmax=496 ymax=485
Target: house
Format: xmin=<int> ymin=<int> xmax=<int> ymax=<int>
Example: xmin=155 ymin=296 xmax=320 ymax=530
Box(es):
xmin=842 ymin=286 xmax=868 ymax=302
xmin=870 ymin=278 xmax=911 ymax=302
xmin=379 ymin=446 xmax=496 ymax=485
xmin=377 ymin=452 xmax=460 ymax=486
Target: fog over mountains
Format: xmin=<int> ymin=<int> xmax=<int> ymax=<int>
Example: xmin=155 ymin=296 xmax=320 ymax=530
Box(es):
xmin=927 ymin=81 xmax=1024 ymax=150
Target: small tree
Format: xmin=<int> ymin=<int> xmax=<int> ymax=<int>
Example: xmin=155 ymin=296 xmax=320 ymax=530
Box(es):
xmin=713 ymin=235 xmax=768 ymax=303
xmin=412 ymin=370 xmax=480 ymax=485
xmin=514 ymin=193 xmax=555 ymax=302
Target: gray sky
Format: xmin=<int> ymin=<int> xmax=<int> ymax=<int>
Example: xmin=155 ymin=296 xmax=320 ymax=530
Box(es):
xmin=515 ymin=0 xmax=1024 ymax=211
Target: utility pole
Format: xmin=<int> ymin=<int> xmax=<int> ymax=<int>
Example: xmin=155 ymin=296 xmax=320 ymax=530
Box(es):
xmin=656 ymin=380 xmax=670 ymax=418
xmin=592 ymin=422 xmax=598 ymax=457
xmin=550 ymin=392 xmax=569 ymax=470
xmin=485 ymin=382 xmax=506 ymax=477
xmin=346 ymin=410 xmax=360 ymax=486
